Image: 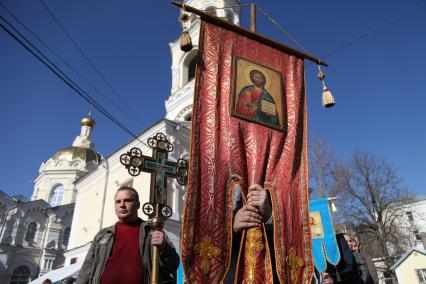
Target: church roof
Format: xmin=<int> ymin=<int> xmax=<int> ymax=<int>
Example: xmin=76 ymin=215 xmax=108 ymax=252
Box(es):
xmin=52 ymin=146 xmax=101 ymax=165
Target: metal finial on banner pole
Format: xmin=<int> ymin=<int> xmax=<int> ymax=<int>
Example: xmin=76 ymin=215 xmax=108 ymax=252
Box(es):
xmin=317 ymin=64 xmax=335 ymax=108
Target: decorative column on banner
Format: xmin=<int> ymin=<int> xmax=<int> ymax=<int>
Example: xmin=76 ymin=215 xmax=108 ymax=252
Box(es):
xmin=120 ymin=133 xmax=188 ymax=284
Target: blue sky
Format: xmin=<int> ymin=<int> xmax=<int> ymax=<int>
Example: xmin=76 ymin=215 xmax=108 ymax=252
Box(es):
xmin=1 ymin=0 xmax=425 ymax=198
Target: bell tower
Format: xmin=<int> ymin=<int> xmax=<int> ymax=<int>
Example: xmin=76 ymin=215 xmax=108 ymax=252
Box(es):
xmin=165 ymin=0 xmax=241 ymax=122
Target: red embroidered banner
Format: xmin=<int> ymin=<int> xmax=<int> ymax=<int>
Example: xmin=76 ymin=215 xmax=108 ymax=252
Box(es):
xmin=181 ymin=21 xmax=312 ymax=284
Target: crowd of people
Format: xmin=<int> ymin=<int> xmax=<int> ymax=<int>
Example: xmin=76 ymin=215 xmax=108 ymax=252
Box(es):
xmin=57 ymin=184 xmax=380 ymax=284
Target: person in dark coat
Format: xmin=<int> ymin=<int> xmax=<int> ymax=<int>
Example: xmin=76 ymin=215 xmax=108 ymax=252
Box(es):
xmin=327 ymin=233 xmax=362 ymax=284
xmin=352 ymin=238 xmax=378 ymax=284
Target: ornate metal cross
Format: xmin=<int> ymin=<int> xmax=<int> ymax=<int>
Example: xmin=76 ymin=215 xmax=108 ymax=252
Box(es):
xmin=120 ymin=132 xmax=188 ymax=221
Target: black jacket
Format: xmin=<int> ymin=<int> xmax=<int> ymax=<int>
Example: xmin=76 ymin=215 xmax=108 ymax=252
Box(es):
xmin=329 ymin=234 xmax=362 ymax=284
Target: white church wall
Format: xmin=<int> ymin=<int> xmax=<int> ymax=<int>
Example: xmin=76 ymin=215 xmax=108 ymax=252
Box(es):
xmin=67 ymin=168 xmax=105 ymax=251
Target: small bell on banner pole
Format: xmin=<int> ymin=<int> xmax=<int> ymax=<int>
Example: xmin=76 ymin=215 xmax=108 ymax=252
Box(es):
xmin=317 ymin=65 xmax=335 ymax=108
xmin=179 ymin=7 xmax=193 ymax=52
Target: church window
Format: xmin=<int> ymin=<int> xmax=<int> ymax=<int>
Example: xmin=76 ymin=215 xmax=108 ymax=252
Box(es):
xmin=188 ymin=56 xmax=196 ymax=82
xmin=10 ymin=265 xmax=31 ymax=284
xmin=25 ymin=222 xmax=37 ymax=242
xmin=182 ymin=51 xmax=198 ymax=86
xmin=62 ymin=227 xmax=71 ymax=247
xmin=184 ymin=113 xmax=192 ymax=121
xmin=49 ymin=184 xmax=64 ymax=206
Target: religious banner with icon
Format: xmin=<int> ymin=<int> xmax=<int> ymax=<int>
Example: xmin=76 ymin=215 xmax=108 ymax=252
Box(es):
xmin=231 ymin=57 xmax=285 ymax=131
xmin=309 ymin=198 xmax=340 ymax=272
xmin=181 ymin=19 xmax=311 ymax=284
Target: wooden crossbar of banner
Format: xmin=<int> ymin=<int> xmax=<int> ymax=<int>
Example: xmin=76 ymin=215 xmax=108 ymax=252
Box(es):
xmin=171 ymin=1 xmax=328 ymax=67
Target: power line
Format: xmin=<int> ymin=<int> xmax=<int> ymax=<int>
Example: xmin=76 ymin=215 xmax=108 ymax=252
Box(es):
xmin=255 ymin=1 xmax=426 ymax=67
xmin=38 ymin=0 xmax=143 ymax=123
xmin=256 ymin=5 xmax=312 ymax=57
xmin=319 ymin=0 xmax=426 ymax=60
xmin=0 ymin=2 xmax=140 ymax=123
xmin=0 ymin=14 xmax=145 ymax=145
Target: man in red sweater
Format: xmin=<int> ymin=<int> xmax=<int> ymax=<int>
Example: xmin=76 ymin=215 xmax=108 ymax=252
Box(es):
xmin=77 ymin=187 xmax=180 ymax=284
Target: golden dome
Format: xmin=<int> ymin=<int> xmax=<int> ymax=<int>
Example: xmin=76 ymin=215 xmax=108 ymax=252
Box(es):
xmin=81 ymin=116 xmax=95 ymax=128
xmin=52 ymin=146 xmax=101 ymax=165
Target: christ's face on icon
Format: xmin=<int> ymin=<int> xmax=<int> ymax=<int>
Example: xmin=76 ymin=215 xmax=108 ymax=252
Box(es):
xmin=250 ymin=70 xmax=266 ymax=87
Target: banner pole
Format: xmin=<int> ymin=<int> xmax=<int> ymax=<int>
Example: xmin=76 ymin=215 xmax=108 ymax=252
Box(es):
xmin=250 ymin=3 xmax=256 ymax=32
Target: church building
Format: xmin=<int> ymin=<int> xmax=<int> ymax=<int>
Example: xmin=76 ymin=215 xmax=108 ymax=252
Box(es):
xmin=0 ymin=115 xmax=101 ymax=283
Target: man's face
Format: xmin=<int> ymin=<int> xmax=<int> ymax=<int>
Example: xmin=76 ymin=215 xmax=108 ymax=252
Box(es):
xmin=114 ymin=189 xmax=140 ymax=222
xmin=344 ymin=234 xmax=353 ymax=246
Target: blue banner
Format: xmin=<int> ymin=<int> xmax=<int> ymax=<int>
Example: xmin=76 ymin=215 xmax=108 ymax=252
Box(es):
xmin=309 ymin=198 xmax=340 ymax=272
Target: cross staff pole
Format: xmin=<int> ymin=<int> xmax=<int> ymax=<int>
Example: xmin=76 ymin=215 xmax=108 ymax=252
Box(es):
xmin=120 ymin=133 xmax=188 ymax=284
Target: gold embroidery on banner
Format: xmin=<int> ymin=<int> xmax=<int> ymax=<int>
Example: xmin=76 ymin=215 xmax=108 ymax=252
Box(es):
xmin=287 ymin=247 xmax=304 ymax=283
xmin=194 ymin=236 xmax=221 ymax=274
xmin=246 ymin=228 xmax=264 ymax=283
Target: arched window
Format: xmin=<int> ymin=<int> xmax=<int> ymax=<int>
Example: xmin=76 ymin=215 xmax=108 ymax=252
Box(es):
xmin=49 ymin=184 xmax=64 ymax=206
xmin=10 ymin=265 xmax=31 ymax=284
xmin=187 ymin=56 xmax=197 ymax=82
xmin=184 ymin=113 xmax=192 ymax=122
xmin=62 ymin=227 xmax=71 ymax=247
xmin=181 ymin=51 xmax=198 ymax=86
xmin=25 ymin=222 xmax=37 ymax=243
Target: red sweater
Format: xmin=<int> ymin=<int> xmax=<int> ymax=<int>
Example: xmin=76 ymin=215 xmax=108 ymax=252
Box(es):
xmin=101 ymin=219 xmax=144 ymax=284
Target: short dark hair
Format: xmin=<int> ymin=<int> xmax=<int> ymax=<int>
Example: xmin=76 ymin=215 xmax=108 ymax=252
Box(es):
xmin=115 ymin=186 xmax=140 ymax=203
